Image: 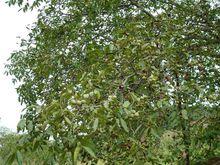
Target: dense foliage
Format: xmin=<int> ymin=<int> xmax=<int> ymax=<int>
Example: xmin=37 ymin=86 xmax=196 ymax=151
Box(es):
xmin=5 ymin=0 xmax=220 ymax=164
xmin=0 ymin=127 xmax=52 ymax=164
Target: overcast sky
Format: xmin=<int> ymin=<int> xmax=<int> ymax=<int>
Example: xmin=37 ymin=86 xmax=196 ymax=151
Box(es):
xmin=0 ymin=1 xmax=37 ymax=131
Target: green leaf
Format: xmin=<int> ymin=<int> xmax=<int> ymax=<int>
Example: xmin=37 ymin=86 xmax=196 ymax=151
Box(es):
xmin=82 ymin=146 xmax=96 ymax=158
xmin=94 ymin=89 xmax=101 ymax=99
xmin=134 ymin=160 xmax=145 ymax=165
xmin=80 ymin=138 xmax=96 ymax=158
xmin=80 ymin=72 xmax=86 ymax=81
xmin=5 ymin=152 xmax=16 ymax=165
xmin=26 ymin=121 xmax=33 ymax=132
xmin=109 ymin=44 xmax=115 ymax=53
xmin=120 ymin=118 xmax=129 ymax=133
xmin=151 ymin=129 xmax=159 ymax=138
xmin=130 ymin=92 xmax=140 ymax=102
xmin=93 ymin=118 xmax=99 ymax=131
xmin=73 ymin=142 xmax=81 ymax=165
xmin=64 ymin=116 xmax=72 ymax=125
xmin=16 ymin=151 xmax=23 ymax=165
xmin=17 ymin=119 xmax=26 ymax=131
xmin=182 ymin=110 xmax=188 ymax=120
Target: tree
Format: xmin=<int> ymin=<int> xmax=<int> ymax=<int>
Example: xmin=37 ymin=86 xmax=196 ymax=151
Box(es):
xmin=0 ymin=126 xmax=53 ymax=164
xmin=5 ymin=0 xmax=220 ymax=164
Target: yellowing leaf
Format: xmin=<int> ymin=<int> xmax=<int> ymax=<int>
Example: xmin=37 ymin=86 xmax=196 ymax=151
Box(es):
xmin=123 ymin=101 xmax=130 ymax=108
xmin=93 ymin=118 xmax=99 ymax=131
xmin=97 ymin=159 xmax=105 ymax=165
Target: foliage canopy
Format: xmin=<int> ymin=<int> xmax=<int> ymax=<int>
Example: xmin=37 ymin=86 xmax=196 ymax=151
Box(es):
xmin=5 ymin=0 xmax=220 ymax=164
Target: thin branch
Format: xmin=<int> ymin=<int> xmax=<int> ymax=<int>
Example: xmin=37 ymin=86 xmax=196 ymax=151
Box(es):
xmin=128 ymin=0 xmax=155 ymax=20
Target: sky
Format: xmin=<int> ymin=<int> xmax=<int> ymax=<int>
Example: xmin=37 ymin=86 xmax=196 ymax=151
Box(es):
xmin=0 ymin=1 xmax=37 ymax=131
